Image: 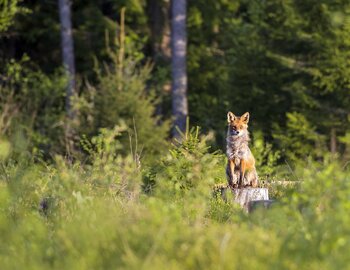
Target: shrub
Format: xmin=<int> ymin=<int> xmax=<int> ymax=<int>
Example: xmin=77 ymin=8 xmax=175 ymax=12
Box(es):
xmin=143 ymin=125 xmax=226 ymax=199
xmin=0 ymin=57 xmax=67 ymax=157
xmin=78 ymin=41 xmax=170 ymax=163
xmin=273 ymin=112 xmax=326 ymax=162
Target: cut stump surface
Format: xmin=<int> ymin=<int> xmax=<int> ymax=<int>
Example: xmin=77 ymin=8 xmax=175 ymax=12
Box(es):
xmin=220 ymin=187 xmax=269 ymax=211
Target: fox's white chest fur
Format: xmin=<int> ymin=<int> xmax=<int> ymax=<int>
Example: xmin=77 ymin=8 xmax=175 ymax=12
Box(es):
xmin=226 ymin=133 xmax=250 ymax=164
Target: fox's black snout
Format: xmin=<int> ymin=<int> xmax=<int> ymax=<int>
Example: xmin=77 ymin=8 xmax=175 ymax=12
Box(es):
xmin=230 ymin=129 xmax=239 ymax=136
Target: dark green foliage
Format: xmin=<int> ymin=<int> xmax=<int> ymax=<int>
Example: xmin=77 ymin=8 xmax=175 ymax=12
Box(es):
xmin=186 ymin=0 xmax=350 ymax=162
xmin=273 ymin=112 xmax=326 ymax=162
xmin=0 ymin=57 xmax=67 ymax=156
xmin=1 ymin=0 xmax=148 ymax=76
xmin=0 ymin=0 xmax=25 ymax=32
xmin=2 ymin=0 xmax=350 ymax=164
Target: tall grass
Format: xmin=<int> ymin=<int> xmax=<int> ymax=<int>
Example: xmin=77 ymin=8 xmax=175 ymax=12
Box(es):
xmin=0 ymin=128 xmax=349 ymax=269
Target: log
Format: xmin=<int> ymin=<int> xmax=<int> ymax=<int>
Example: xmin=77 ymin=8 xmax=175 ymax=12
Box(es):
xmin=219 ymin=187 xmax=269 ymax=212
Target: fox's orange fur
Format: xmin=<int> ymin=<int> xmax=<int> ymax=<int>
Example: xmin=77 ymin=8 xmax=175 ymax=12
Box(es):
xmin=226 ymin=112 xmax=258 ymax=188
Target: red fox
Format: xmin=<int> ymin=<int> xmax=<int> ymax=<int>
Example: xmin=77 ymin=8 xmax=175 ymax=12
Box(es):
xmin=226 ymin=112 xmax=258 ymax=188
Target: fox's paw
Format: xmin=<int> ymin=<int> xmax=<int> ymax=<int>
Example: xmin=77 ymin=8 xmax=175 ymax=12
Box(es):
xmin=230 ymin=173 xmax=238 ymax=185
xmin=251 ymin=180 xmax=258 ymax=188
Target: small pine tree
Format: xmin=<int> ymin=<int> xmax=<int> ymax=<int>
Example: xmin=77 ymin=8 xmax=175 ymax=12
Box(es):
xmin=78 ymin=11 xmax=169 ymax=163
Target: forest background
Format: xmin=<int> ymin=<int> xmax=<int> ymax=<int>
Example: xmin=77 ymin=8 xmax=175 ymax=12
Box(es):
xmin=1 ymin=1 xmax=350 ymax=269
xmin=2 ymin=0 xmax=350 ymax=163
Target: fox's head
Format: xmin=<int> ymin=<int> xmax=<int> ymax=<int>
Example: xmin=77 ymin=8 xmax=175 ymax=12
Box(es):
xmin=227 ymin=112 xmax=250 ymax=137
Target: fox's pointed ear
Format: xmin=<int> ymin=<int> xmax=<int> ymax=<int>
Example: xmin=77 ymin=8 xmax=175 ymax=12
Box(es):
xmin=227 ymin=112 xmax=236 ymax=123
xmin=241 ymin=112 xmax=250 ymax=124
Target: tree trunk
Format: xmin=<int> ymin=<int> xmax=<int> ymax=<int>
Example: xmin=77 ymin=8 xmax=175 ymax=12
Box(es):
xmin=220 ymin=187 xmax=269 ymax=212
xmin=147 ymin=0 xmax=171 ymax=62
xmin=330 ymin=128 xmax=337 ymax=155
xmin=146 ymin=0 xmax=171 ymax=121
xmin=171 ymin=0 xmax=188 ymax=138
xmin=58 ymin=0 xmax=75 ymax=120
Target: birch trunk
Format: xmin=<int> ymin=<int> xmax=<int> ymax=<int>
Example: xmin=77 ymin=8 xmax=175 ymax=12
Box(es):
xmin=171 ymin=0 xmax=188 ymax=138
xmin=58 ymin=0 xmax=75 ymax=120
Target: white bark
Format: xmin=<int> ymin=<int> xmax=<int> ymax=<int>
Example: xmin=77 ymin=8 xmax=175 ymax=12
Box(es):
xmin=171 ymin=0 xmax=188 ymax=138
xmin=58 ymin=0 xmax=75 ymax=120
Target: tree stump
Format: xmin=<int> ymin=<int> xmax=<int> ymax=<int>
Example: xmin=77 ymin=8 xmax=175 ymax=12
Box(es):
xmin=247 ymin=200 xmax=276 ymax=213
xmin=220 ymin=187 xmax=269 ymax=212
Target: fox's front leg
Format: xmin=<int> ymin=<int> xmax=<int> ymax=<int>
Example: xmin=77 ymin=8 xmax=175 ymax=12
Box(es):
xmin=246 ymin=168 xmax=258 ymax=187
xmin=226 ymin=159 xmax=238 ymax=187
xmin=239 ymin=159 xmax=247 ymax=187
